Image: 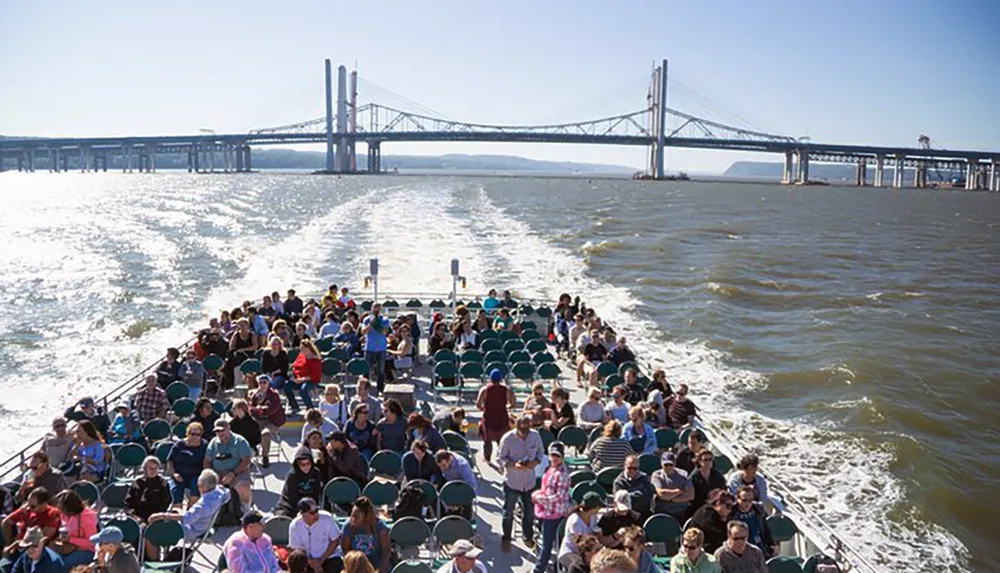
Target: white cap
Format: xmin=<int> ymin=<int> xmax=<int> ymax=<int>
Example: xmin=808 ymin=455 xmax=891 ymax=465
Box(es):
xmin=614 ymin=489 xmax=632 ymax=512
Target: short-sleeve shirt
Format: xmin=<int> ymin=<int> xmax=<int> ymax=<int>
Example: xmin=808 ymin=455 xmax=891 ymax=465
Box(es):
xmin=168 ymin=440 xmax=208 ymax=480
xmin=556 ymin=403 xmax=575 ymax=427
xmin=596 ymin=509 xmax=642 ymax=545
xmin=651 ymin=469 xmax=692 ymax=514
xmin=362 ymin=316 xmax=389 ymax=352
xmin=205 ymin=434 xmax=252 ymax=474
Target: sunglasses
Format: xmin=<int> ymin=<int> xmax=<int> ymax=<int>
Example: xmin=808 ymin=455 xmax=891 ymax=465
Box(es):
xmin=683 ymin=544 xmax=700 ymax=550
xmin=730 ymin=535 xmax=748 ymax=541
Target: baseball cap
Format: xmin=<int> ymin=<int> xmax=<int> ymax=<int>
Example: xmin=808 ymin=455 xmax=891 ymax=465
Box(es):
xmin=489 ymin=368 xmax=504 ymax=382
xmin=581 ymin=491 xmax=603 ymax=509
xmin=613 ymin=490 xmax=632 ymax=512
xmin=90 ymin=526 xmax=124 ymax=545
xmin=213 ymin=418 xmax=229 ymax=431
xmin=297 ymin=498 xmax=319 ymax=513
xmin=661 ymin=452 xmax=677 ymax=466
xmin=241 ymin=510 xmax=264 ymax=527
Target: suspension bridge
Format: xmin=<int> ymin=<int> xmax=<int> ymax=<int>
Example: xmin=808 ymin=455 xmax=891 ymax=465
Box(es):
xmin=1 ymin=58 xmax=998 ymax=190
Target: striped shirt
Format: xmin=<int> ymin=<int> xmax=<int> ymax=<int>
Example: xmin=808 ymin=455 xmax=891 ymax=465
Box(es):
xmin=587 ymin=437 xmax=634 ymax=471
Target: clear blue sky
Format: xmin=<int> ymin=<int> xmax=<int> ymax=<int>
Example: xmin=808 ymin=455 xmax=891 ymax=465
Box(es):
xmin=1 ymin=0 xmax=997 ymax=172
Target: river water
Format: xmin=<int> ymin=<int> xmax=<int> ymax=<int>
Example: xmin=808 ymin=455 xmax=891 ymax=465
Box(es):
xmin=0 ymin=173 xmax=995 ymax=572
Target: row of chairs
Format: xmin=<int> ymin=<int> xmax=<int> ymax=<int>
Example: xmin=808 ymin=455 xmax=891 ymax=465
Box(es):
xmin=321 ymin=477 xmax=477 ymax=526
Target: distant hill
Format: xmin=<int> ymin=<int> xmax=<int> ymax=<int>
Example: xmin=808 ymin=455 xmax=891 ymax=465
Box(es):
xmin=0 ymin=146 xmax=635 ymax=173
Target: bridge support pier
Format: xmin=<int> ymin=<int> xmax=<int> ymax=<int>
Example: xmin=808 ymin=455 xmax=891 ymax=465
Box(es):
xmin=892 ymin=157 xmax=904 ymax=188
xmin=795 ymin=150 xmax=810 ymax=184
xmin=60 ymin=151 xmax=68 ymax=172
xmin=235 ymin=145 xmax=244 ymax=172
xmin=913 ymin=163 xmax=926 ymax=188
xmin=874 ymin=155 xmax=884 ymax=187
xmin=855 ymin=160 xmax=867 ymax=186
xmin=148 ymin=146 xmax=156 ymax=173
xmin=244 ymin=145 xmax=252 ymax=172
xmin=781 ymin=152 xmax=794 ymax=184
xmin=989 ymin=162 xmax=998 ymax=191
xmin=965 ymin=160 xmax=978 ymax=190
xmin=54 ymin=148 xmax=61 ymax=173
xmin=26 ymin=150 xmax=35 ymax=172
xmin=367 ymin=141 xmax=381 ymax=173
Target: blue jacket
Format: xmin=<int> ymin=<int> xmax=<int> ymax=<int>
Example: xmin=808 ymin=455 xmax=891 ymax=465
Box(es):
xmin=622 ymin=422 xmax=657 ymax=455
xmin=11 ymin=548 xmax=66 ymax=573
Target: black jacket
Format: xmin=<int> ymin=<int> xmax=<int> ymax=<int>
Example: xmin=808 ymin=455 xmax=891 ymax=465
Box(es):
xmin=63 ymin=404 xmax=111 ymax=440
xmin=690 ymin=504 xmax=729 ymax=553
xmin=275 ymin=447 xmax=324 ymax=518
xmin=126 ymin=475 xmax=172 ymax=521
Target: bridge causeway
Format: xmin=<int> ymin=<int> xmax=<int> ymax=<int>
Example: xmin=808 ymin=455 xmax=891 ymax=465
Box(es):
xmin=1 ymin=59 xmax=998 ymax=191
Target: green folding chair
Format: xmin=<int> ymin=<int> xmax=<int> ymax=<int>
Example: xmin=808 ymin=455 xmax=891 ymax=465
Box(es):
xmin=165 ymin=382 xmax=188 ymax=404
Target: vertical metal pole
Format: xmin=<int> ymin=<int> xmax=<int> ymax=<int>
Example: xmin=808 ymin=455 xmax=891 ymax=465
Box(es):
xmin=654 ymin=59 xmax=668 ymax=179
xmin=325 ymin=59 xmax=335 ymax=172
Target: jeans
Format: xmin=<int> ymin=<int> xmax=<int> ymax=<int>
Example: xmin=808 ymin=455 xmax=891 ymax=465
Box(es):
xmin=533 ymin=518 xmax=560 ymax=573
xmin=188 ymin=386 xmax=202 ymax=400
xmin=502 ymin=484 xmax=534 ymax=541
xmin=62 ymin=550 xmax=95 ymax=568
xmin=365 ymin=350 xmax=386 ymax=393
xmin=272 ymin=375 xmax=315 ymax=411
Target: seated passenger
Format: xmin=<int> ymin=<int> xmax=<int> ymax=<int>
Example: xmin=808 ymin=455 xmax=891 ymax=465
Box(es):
xmin=620 ymin=526 xmax=660 ymax=573
xmin=275 ymin=448 xmax=325 ymax=519
xmin=67 ymin=421 xmax=108 ymax=482
xmin=432 ymin=408 xmax=466 ymax=436
xmin=16 ymin=454 xmax=68 ymax=505
xmin=326 ymin=432 xmax=366 ymax=488
xmin=90 ymin=527 xmax=139 ymax=573
xmin=728 ymin=454 xmax=769 ymax=503
xmin=547 ymin=388 xmax=575 ymax=433
xmin=666 ymin=384 xmax=698 ymax=428
xmin=319 ymin=385 xmax=350 ymax=431
xmin=622 ymin=406 xmax=656 ymax=456
xmin=124 ymin=457 xmax=172 ymax=523
xmin=577 ymin=388 xmax=608 ymax=430
xmin=50 ymin=490 xmax=97 ymax=569
xmin=650 ymin=453 xmax=693 ymax=524
xmin=303 ymin=429 xmax=335 ymax=482
xmin=2 ymin=488 xmax=62 ymax=569
xmin=63 ymin=396 xmax=111 ymax=436
xmin=577 ymin=331 xmax=608 ymax=388
xmin=605 ymin=385 xmax=631 ymax=424
xmin=435 ymin=451 xmax=477 ymax=490
xmin=204 ymin=419 xmax=253 ymax=509
xmin=523 ymin=383 xmax=552 ymax=427
xmin=675 ymin=429 xmax=709 ymax=475
xmin=191 ymin=398 xmax=219 ymax=434
xmin=39 ymin=419 xmax=72 ymax=471
xmin=434 ymin=540 xmax=487 ymax=573
xmin=6 ymin=527 xmax=64 ymax=573
xmin=596 ymin=491 xmax=642 ymax=549
xmin=645 ymin=390 xmax=668 ymax=428
xmin=647 ymin=369 xmax=673 ymax=398
xmin=301 ymin=409 xmax=336 ymax=446
xmin=339 ymin=498 xmax=390 ymax=572
xmin=146 ymin=469 xmax=230 ymax=551
xmin=155 ymin=347 xmax=183 ymax=389
xmin=179 ymin=349 xmax=207 ymax=400
xmin=134 ymin=374 xmax=170 ymax=423
xmin=607 ymin=337 xmax=636 ymax=367
xmin=714 ymin=519 xmax=767 ymax=573
xmin=402 ymin=440 xmax=440 ymax=485
xmin=612 ymin=455 xmax=655 ymax=522
xmin=689 ymin=489 xmax=734 ymax=553
xmin=558 ymin=533 xmax=603 ymax=573
xmin=247 ymin=378 xmax=286 ymax=467
xmin=223 ymin=510 xmax=281 ymax=573
xmin=348 ymin=378 xmax=382 ymax=422
xmin=406 ymin=414 xmax=446 ymax=454
xmin=374 ymin=399 xmax=407 ymax=454
xmin=587 ymin=420 xmax=634 ymax=472
xmin=334 ymin=323 xmax=360 ymax=356
xmin=344 ymin=405 xmax=376 ymax=461
xmin=731 ymin=485 xmax=777 ymax=559
xmin=690 ymin=452 xmax=727 ymax=515
xmin=621 ymin=370 xmax=645 ymax=407
xmin=289 ymin=499 xmax=342 ymax=573
xmin=108 ymin=403 xmax=142 ymax=445
xmin=670 ymin=528 xmax=721 ymax=573
xmin=167 ymin=423 xmax=207 ymax=507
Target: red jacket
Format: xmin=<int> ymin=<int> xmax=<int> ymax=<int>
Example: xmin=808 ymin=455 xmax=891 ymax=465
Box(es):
xmin=292 ymin=354 xmax=322 ymax=383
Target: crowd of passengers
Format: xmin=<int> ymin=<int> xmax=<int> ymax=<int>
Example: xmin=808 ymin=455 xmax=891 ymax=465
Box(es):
xmin=0 ymin=288 xmax=798 ymax=573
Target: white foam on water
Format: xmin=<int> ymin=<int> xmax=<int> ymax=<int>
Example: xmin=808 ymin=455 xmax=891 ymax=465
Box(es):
xmin=446 ymin=182 xmax=971 ymax=572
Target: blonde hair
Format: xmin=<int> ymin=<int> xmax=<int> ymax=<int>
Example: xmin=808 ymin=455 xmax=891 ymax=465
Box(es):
xmin=590 ymin=548 xmax=636 ymax=573
xmin=186 ymin=421 xmax=204 ymax=437
xmin=628 ymin=405 xmax=646 ymax=420
xmin=683 ymin=527 xmax=705 ymax=547
xmin=342 ymin=550 xmax=376 ymax=573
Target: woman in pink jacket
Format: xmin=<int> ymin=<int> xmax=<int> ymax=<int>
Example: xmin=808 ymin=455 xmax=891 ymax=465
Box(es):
xmin=531 ymin=442 xmax=571 ymax=573
xmin=51 ymin=489 xmax=98 ymax=567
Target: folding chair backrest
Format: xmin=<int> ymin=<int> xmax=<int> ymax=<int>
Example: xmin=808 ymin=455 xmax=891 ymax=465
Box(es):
xmin=165 ymin=382 xmax=189 ymax=404
xmin=70 ymin=481 xmax=100 ymax=507
xmin=101 ymin=482 xmax=130 ymax=512
xmin=369 ymin=450 xmax=404 ymax=478
xmin=171 ymin=398 xmax=196 ymax=418
xmin=142 ymin=519 xmax=184 ymax=563
xmin=432 ymin=515 xmax=474 ymax=545
xmin=362 ymin=481 xmax=400 ymax=509
xmin=322 ymin=477 xmax=361 ymax=507
xmin=154 ymin=441 xmax=173 ymax=464
xmin=202 ymin=354 xmax=224 ymax=371
xmin=143 ymin=419 xmax=171 ymax=442
xmin=264 ymin=516 xmax=292 ymax=546
xmin=105 ymin=516 xmax=141 ymax=548
xmin=389 ymin=517 xmax=431 ymax=550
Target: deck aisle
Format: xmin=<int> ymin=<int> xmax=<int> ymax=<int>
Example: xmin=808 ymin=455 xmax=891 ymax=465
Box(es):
xmin=194 ymin=345 xmax=587 ymax=573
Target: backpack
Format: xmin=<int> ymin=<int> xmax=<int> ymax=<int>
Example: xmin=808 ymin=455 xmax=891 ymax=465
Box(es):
xmin=392 ymin=482 xmax=426 ymax=520
xmin=214 ymin=486 xmax=244 ymax=527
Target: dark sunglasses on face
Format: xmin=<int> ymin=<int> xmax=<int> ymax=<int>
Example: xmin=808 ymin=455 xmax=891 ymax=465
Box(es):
xmin=683 ymin=544 xmax=699 ymax=550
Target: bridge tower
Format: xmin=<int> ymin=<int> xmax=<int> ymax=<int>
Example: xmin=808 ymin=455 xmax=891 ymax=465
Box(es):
xmin=324 ymin=59 xmax=336 ymax=172
xmin=646 ymin=60 xmax=669 ymax=179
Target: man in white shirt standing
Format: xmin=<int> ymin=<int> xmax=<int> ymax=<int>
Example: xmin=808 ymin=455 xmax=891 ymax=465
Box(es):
xmin=288 ymin=498 xmax=342 ymax=573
